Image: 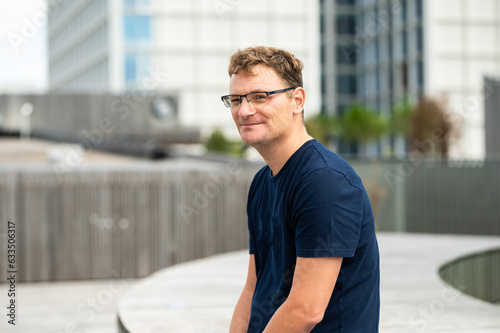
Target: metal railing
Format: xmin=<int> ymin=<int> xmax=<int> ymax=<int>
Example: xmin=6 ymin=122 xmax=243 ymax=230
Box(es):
xmin=350 ymin=158 xmax=500 ymax=236
xmin=0 ymin=162 xmax=260 ymax=282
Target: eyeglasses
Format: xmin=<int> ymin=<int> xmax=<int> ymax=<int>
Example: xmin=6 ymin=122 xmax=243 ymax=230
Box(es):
xmin=221 ymin=87 xmax=296 ymax=109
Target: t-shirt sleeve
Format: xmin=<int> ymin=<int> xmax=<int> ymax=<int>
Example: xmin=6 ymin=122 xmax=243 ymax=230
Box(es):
xmin=292 ymin=167 xmax=364 ymax=258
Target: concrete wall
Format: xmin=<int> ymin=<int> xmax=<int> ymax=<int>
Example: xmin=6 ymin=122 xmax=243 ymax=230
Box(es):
xmin=350 ymin=158 xmax=500 ymax=235
xmin=0 ymin=93 xmax=200 ymax=154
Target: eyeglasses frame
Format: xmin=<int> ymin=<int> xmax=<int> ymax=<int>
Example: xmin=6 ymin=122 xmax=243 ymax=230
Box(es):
xmin=221 ymin=87 xmax=297 ymax=109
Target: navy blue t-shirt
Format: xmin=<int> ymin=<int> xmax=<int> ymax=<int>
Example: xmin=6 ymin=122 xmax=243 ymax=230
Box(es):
xmin=247 ymin=139 xmax=380 ymax=332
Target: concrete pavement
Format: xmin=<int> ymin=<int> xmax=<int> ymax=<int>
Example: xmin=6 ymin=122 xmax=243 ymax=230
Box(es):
xmin=118 ymin=233 xmax=500 ymax=333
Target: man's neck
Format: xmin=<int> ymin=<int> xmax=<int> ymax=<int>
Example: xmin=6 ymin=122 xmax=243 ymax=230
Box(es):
xmin=257 ymin=129 xmax=313 ymax=176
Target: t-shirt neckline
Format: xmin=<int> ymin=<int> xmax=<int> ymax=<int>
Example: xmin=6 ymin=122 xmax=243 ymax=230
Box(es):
xmin=268 ymin=139 xmax=317 ymax=182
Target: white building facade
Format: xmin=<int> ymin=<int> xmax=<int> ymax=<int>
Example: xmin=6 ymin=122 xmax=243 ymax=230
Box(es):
xmin=425 ymin=0 xmax=500 ymax=159
xmin=48 ymin=0 xmax=321 ymax=139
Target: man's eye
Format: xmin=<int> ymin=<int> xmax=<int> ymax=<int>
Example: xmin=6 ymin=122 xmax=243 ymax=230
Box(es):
xmin=251 ymin=94 xmax=267 ymax=102
xmin=230 ymin=98 xmax=241 ymax=105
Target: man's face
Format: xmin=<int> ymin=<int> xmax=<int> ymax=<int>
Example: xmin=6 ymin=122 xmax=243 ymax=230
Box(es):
xmin=229 ymin=64 xmax=297 ymax=149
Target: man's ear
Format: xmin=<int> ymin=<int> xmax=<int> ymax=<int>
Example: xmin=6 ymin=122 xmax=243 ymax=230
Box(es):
xmin=292 ymin=87 xmax=306 ymax=115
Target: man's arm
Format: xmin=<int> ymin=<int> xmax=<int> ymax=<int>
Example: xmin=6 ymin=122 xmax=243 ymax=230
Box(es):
xmin=230 ymin=254 xmax=257 ymax=333
xmin=263 ymin=256 xmax=342 ymax=333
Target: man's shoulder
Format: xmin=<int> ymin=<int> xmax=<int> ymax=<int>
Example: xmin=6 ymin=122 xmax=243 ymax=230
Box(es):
xmin=248 ymin=140 xmax=363 ymax=191
xmin=304 ymin=140 xmax=363 ymax=190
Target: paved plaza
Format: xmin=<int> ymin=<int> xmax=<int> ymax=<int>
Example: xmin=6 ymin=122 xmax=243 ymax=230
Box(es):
xmin=117 ymin=232 xmax=500 ymax=333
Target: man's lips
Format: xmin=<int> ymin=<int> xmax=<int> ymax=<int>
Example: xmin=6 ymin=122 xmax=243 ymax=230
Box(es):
xmin=240 ymin=122 xmax=262 ymax=127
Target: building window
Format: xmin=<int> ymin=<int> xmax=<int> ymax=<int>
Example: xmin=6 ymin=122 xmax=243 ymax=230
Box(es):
xmin=388 ymin=29 xmax=393 ymax=58
xmin=124 ymin=0 xmax=150 ymax=8
xmin=336 ymin=15 xmax=355 ymax=35
xmin=416 ymin=0 xmax=423 ymax=18
xmin=402 ymin=0 xmax=407 ymax=22
xmin=417 ymin=60 xmax=424 ymax=86
xmin=403 ymin=31 xmax=408 ymax=56
xmin=337 ymin=75 xmax=357 ymax=95
xmin=124 ymin=53 xmax=151 ymax=83
xmin=125 ymin=54 xmax=137 ymax=81
xmin=337 ymin=45 xmax=357 ymax=64
xmin=376 ymin=71 xmax=381 ymax=94
xmin=124 ymin=16 xmax=151 ymax=43
xmin=401 ymin=62 xmax=408 ymax=91
xmin=320 ymin=10 xmax=325 ymax=34
xmin=337 ymin=104 xmax=348 ymax=115
xmin=321 ymin=73 xmax=327 ymax=96
xmin=417 ymin=27 xmax=423 ymax=51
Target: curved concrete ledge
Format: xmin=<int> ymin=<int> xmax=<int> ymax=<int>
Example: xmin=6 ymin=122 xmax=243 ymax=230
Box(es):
xmin=440 ymin=247 xmax=500 ymax=303
xmin=118 ymin=233 xmax=500 ymax=332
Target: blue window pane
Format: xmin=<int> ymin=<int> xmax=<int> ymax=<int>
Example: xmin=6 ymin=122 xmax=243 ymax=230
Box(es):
xmin=124 ymin=16 xmax=151 ymax=42
xmin=124 ymin=53 xmax=151 ymax=83
xmin=125 ymin=54 xmax=137 ymax=81
xmin=124 ymin=0 xmax=150 ymax=7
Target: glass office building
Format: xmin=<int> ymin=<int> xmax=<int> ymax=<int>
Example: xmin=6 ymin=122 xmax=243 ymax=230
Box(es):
xmin=322 ymin=0 xmax=500 ymax=159
xmin=321 ymin=0 xmax=424 ymax=156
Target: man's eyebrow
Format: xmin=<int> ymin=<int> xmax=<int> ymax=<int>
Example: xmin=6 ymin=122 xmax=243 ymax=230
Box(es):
xmin=237 ymin=89 xmax=267 ymax=95
xmin=229 ymin=87 xmax=268 ymax=95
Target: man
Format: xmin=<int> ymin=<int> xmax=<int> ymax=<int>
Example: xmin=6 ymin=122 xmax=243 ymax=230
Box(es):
xmin=222 ymin=46 xmax=380 ymax=332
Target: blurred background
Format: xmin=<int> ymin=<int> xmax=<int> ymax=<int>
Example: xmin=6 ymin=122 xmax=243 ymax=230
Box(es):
xmin=0 ymin=0 xmax=499 ymax=332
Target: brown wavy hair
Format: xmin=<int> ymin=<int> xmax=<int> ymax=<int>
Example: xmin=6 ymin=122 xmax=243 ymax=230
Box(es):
xmin=228 ymin=46 xmax=304 ymax=88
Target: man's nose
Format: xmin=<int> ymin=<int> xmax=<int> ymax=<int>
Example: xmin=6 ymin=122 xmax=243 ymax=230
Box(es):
xmin=238 ymin=97 xmax=256 ymax=117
